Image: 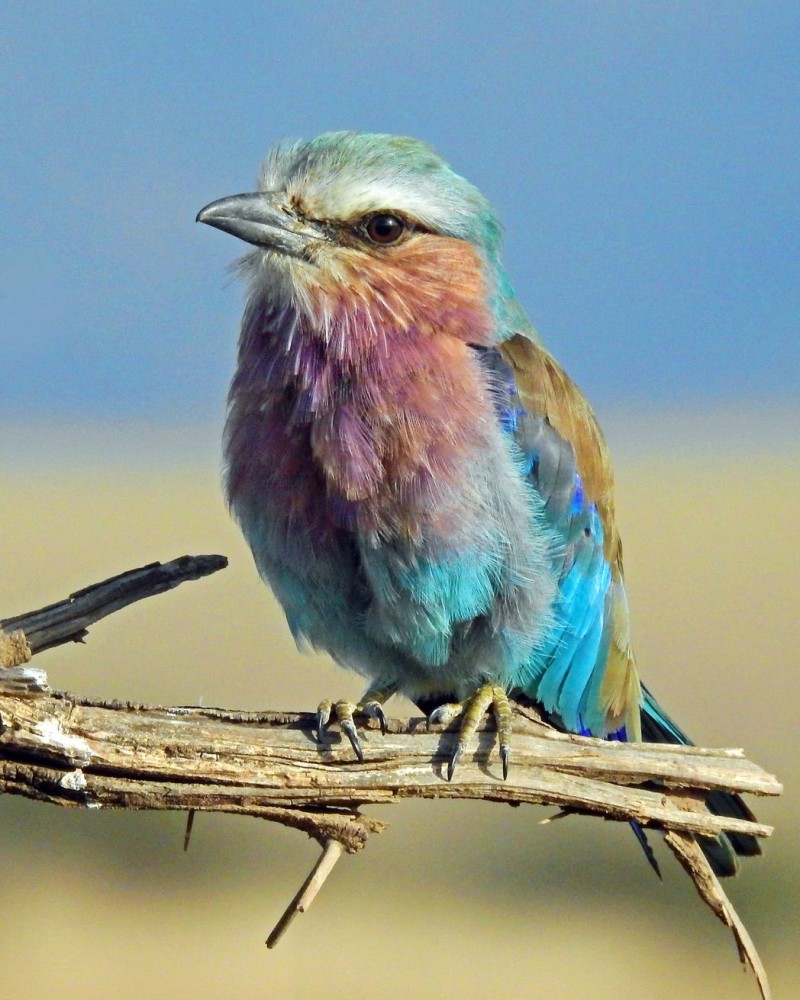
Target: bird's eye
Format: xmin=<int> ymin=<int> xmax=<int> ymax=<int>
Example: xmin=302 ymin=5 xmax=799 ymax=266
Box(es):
xmin=364 ymin=214 xmax=406 ymax=245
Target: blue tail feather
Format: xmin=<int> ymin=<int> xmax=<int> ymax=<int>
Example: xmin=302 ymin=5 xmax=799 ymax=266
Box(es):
xmin=641 ymin=684 xmax=761 ymax=874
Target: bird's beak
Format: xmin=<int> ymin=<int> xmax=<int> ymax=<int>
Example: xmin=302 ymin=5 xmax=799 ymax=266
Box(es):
xmin=196 ymin=192 xmax=324 ymax=256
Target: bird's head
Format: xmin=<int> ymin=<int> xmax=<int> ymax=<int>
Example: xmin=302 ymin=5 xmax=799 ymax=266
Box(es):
xmin=198 ymin=132 xmax=525 ymax=341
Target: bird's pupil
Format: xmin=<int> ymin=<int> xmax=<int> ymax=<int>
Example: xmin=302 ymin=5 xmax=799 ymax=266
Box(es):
xmin=374 ymin=217 xmax=396 ymax=237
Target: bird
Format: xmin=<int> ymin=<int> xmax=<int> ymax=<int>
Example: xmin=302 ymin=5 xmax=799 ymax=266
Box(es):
xmin=197 ymin=131 xmax=759 ymax=876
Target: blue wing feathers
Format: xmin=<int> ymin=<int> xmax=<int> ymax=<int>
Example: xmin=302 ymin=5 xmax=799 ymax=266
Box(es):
xmin=478 ymin=346 xmax=616 ymax=737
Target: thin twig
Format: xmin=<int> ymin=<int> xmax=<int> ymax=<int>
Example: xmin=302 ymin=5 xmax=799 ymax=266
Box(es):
xmin=266 ymin=839 xmax=345 ymax=948
xmin=665 ymin=828 xmax=771 ymax=1000
xmin=183 ymin=810 xmax=196 ymax=852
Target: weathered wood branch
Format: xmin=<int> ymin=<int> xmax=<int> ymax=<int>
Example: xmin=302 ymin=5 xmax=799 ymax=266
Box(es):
xmin=0 ymin=554 xmax=228 ymax=659
xmin=0 ymin=558 xmax=782 ymax=1000
xmin=0 ymin=687 xmax=779 ymax=841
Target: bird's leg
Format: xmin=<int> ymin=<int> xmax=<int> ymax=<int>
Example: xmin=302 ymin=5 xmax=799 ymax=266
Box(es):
xmin=428 ymin=683 xmax=512 ymax=781
xmin=315 ymin=686 xmax=395 ymax=761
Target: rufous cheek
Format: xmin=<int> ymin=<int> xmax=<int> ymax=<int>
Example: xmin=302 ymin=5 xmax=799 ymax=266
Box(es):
xmin=302 ymin=236 xmax=495 ymax=351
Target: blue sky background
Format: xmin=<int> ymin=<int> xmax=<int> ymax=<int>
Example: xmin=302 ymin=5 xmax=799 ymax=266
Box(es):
xmin=3 ymin=1 xmax=798 ymax=423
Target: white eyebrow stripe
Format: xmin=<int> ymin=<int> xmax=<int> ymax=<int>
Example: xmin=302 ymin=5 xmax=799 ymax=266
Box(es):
xmin=300 ymin=178 xmax=468 ymax=235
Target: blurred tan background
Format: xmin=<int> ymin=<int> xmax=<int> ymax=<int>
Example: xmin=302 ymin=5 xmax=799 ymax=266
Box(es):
xmin=1 ymin=413 xmax=797 ymax=1000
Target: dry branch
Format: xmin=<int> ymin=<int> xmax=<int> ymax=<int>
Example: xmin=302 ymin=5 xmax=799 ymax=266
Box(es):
xmin=0 ymin=554 xmax=227 ymax=658
xmin=0 ymin=558 xmax=782 ymax=1000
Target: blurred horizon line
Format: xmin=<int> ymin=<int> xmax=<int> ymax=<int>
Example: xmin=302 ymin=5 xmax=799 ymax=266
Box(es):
xmin=2 ymin=400 xmax=797 ymax=471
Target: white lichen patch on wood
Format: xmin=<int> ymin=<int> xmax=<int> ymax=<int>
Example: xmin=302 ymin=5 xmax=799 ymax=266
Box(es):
xmin=32 ymin=717 xmax=94 ymax=764
xmin=59 ymin=768 xmax=88 ymax=791
xmin=0 ymin=665 xmax=49 ymax=692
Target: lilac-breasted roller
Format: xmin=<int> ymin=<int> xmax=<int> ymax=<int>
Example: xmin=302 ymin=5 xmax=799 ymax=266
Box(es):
xmin=198 ymin=131 xmax=759 ymax=876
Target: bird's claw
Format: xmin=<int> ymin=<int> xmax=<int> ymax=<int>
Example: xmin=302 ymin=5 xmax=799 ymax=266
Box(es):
xmin=315 ymin=700 xmax=334 ymax=744
xmin=427 ymin=701 xmax=464 ymax=729
xmin=429 ymin=683 xmax=512 ymax=782
xmin=337 ymin=707 xmax=364 ymax=762
xmin=361 ymin=699 xmax=388 ymax=735
xmin=314 ymin=690 xmax=391 ymax=760
xmin=447 ymin=741 xmax=465 ymax=782
xmin=500 ymin=743 xmax=510 ymax=781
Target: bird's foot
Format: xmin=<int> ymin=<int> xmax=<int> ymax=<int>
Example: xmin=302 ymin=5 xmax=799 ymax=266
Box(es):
xmin=427 ymin=683 xmax=512 ymax=781
xmin=315 ymin=690 xmax=390 ymax=761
